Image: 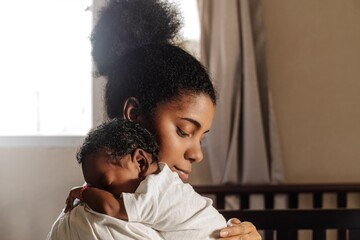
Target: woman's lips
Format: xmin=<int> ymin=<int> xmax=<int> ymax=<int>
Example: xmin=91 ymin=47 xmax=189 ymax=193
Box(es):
xmin=174 ymin=166 xmax=190 ymax=181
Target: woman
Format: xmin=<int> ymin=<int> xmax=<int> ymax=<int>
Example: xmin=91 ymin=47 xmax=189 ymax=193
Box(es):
xmin=91 ymin=0 xmax=260 ymax=239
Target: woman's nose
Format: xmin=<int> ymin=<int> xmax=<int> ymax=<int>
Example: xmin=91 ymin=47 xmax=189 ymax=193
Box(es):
xmin=186 ymin=142 xmax=204 ymax=163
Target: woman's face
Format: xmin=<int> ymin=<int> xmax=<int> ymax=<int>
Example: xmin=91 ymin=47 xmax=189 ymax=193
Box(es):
xmin=150 ymin=94 xmax=215 ymax=182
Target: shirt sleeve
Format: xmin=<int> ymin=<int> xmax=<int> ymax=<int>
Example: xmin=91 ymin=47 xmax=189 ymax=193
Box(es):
xmin=123 ymin=164 xmax=226 ymax=234
xmin=122 ymin=174 xmax=160 ymax=226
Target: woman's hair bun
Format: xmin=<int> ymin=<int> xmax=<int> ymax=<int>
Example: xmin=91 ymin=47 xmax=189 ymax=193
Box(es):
xmin=91 ymin=0 xmax=183 ymax=76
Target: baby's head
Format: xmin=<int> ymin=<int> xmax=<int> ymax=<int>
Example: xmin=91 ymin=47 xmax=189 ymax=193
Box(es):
xmin=77 ymin=118 xmax=159 ymax=195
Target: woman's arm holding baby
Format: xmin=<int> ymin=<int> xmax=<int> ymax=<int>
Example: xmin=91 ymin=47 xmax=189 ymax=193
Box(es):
xmin=219 ymin=218 xmax=261 ymax=240
xmin=65 ymin=185 xmax=128 ymax=220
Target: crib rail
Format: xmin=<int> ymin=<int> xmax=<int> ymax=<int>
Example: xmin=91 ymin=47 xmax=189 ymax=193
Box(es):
xmin=194 ymin=183 xmax=360 ymax=209
xmin=220 ymin=209 xmax=360 ymax=240
xmin=194 ymin=183 xmax=360 ymax=240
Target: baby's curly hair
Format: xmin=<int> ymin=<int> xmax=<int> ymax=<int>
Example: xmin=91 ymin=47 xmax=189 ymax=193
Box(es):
xmin=77 ymin=118 xmax=159 ymax=164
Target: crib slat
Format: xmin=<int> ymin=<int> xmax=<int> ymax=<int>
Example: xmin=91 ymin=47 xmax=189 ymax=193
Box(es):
xmin=240 ymin=194 xmax=249 ymax=209
xmin=338 ymin=229 xmax=346 ymax=240
xmin=337 ymin=192 xmax=347 ymax=240
xmin=313 ymin=192 xmax=323 ymax=208
xmin=276 ymin=230 xmax=296 ymax=240
xmin=313 ymin=229 xmax=326 ymax=240
xmin=265 ymin=193 xmax=274 ymax=209
xmin=288 ymin=193 xmax=298 ymax=208
xmin=337 ymin=192 xmax=347 ymax=208
xmin=264 ymin=230 xmax=273 ymax=240
xmin=349 ymin=229 xmax=360 ymax=240
xmin=264 ymin=193 xmax=275 ymax=240
xmin=217 ymin=193 xmax=225 ymax=209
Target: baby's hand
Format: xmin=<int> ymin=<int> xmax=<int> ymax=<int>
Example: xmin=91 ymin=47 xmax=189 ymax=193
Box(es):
xmin=64 ymin=186 xmax=83 ymax=213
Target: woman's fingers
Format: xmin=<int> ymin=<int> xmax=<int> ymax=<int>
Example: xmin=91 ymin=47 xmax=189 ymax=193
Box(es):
xmin=219 ymin=221 xmax=261 ymax=240
xmin=227 ymin=218 xmax=242 ymax=226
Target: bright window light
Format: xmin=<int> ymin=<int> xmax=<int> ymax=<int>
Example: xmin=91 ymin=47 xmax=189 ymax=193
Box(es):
xmin=169 ymin=0 xmax=200 ymax=57
xmin=0 ymin=0 xmax=92 ymax=136
xmin=174 ymin=0 xmax=200 ymax=41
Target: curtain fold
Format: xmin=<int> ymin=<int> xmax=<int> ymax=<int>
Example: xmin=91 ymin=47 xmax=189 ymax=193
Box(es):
xmin=198 ymin=0 xmax=284 ymax=184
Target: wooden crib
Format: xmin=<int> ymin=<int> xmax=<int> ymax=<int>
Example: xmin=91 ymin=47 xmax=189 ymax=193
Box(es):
xmin=194 ymin=183 xmax=360 ymax=240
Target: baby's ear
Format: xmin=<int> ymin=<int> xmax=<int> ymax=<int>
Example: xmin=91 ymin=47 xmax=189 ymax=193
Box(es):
xmin=133 ymin=149 xmax=153 ymax=177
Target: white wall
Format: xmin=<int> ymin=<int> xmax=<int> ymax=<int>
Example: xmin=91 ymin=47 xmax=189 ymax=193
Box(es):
xmin=0 ymin=148 xmax=83 ymax=240
xmin=263 ymin=0 xmax=360 ymax=183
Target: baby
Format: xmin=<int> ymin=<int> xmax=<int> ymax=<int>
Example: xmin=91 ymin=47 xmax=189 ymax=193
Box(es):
xmin=64 ymin=119 xmax=226 ymax=239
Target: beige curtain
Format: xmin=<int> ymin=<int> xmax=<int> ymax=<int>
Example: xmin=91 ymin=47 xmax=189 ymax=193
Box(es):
xmin=198 ymin=0 xmax=284 ymax=185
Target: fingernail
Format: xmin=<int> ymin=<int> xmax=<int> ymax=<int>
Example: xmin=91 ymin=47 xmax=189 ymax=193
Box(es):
xmin=220 ymin=230 xmax=228 ymax=237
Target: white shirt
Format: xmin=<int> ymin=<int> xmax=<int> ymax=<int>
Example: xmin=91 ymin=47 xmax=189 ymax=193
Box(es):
xmin=123 ymin=163 xmax=227 ymax=240
xmin=47 ymin=203 xmax=163 ymax=240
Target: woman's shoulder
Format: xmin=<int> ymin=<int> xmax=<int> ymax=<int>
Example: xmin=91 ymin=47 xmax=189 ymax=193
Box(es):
xmin=146 ymin=162 xmax=181 ymax=184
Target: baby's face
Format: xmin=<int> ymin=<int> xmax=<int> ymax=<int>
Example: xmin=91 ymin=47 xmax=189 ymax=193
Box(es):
xmin=82 ymin=150 xmax=151 ymax=196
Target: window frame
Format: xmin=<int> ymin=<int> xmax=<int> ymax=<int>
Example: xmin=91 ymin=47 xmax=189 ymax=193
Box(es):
xmin=0 ymin=0 xmax=106 ymax=148
xmin=0 ymin=0 xmax=199 ymax=147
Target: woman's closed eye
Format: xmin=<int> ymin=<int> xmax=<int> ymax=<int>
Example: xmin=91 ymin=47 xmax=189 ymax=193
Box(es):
xmin=176 ymin=127 xmax=190 ymax=137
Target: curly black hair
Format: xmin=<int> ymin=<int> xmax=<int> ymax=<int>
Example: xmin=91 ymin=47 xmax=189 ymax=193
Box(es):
xmin=76 ymin=118 xmax=159 ymax=164
xmin=91 ymin=0 xmax=182 ymax=76
xmin=91 ymin=0 xmax=217 ymax=119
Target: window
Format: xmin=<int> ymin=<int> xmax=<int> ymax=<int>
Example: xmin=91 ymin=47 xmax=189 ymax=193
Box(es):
xmin=171 ymin=0 xmax=201 ymax=58
xmin=0 ymin=0 xmax=199 ymax=147
xmin=0 ymin=0 xmax=92 ymax=139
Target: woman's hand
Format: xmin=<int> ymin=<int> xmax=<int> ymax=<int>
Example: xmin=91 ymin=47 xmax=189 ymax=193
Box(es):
xmin=219 ymin=218 xmax=261 ymax=240
xmin=64 ymin=186 xmax=83 ymax=213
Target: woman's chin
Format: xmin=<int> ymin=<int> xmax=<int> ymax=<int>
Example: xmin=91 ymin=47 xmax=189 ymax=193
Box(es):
xmin=174 ymin=168 xmax=190 ymax=181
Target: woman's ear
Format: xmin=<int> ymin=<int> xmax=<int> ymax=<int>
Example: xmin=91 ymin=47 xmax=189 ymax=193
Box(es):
xmin=123 ymin=97 xmax=140 ymax=122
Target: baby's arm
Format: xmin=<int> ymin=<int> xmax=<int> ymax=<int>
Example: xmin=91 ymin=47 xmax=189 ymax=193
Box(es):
xmin=65 ymin=185 xmax=128 ymax=220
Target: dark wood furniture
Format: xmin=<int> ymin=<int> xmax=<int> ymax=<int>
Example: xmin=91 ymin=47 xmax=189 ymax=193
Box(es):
xmin=194 ymin=183 xmax=360 ymax=240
